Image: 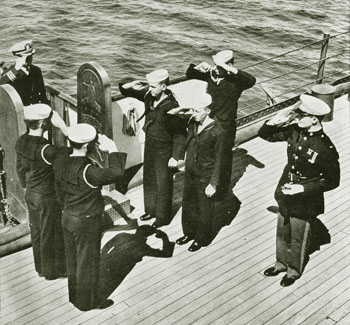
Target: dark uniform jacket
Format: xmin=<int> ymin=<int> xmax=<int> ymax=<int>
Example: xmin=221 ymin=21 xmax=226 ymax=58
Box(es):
xmin=185 ymin=118 xmax=232 ymax=193
xmin=186 ymin=64 xmax=256 ymax=128
xmin=54 ymin=150 xmax=127 ymax=218
xmin=258 ymin=122 xmax=340 ymax=219
xmin=15 ymin=134 xmax=59 ymax=193
xmin=0 ymin=64 xmax=49 ymax=106
xmin=119 ymin=83 xmax=187 ymax=160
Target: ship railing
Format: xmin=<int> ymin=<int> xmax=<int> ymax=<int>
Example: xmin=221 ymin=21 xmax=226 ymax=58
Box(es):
xmin=45 ymin=30 xmax=350 ymax=132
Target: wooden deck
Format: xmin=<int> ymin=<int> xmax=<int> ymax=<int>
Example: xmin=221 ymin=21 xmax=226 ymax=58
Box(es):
xmin=1 ymin=95 xmax=349 ymax=325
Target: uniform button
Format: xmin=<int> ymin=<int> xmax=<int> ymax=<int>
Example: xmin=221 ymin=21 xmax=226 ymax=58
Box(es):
xmin=292 ymin=165 xmax=295 ymax=169
xmin=321 ymin=134 xmax=324 ymax=138
xmin=310 ymin=132 xmax=313 ymax=136
xmin=295 ymin=156 xmax=298 ymax=159
xmin=298 ymin=146 xmax=302 ymax=150
xmin=303 ymin=137 xmax=307 ymax=140
xmin=288 ymin=144 xmax=291 ymax=147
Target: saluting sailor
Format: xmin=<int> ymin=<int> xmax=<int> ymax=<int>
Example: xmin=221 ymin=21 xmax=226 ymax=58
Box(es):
xmin=258 ymin=94 xmax=340 ymax=287
xmin=53 ymin=124 xmax=127 ymax=311
xmin=15 ymin=103 xmax=68 ymax=280
xmin=119 ymin=69 xmax=187 ymax=227
xmin=0 ymin=40 xmax=49 ymax=105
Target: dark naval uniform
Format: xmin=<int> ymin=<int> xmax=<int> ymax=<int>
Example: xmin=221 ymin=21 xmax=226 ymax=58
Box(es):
xmin=0 ymin=64 xmax=49 ymax=106
xmin=15 ymin=134 xmax=66 ymax=279
xmin=258 ymin=122 xmax=340 ymax=278
xmin=119 ymin=84 xmax=187 ymax=226
xmin=54 ymin=150 xmax=126 ymax=311
xmin=181 ymin=118 xmax=234 ymax=247
xmin=186 ymin=64 xmax=256 ymax=143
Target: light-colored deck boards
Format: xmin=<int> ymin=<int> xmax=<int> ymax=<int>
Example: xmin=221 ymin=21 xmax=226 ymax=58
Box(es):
xmin=0 ymin=96 xmax=349 ymax=325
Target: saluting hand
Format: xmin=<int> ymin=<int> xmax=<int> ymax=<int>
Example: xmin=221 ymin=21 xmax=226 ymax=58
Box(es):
xmin=195 ymin=62 xmax=212 ymax=73
xmin=267 ymin=107 xmax=294 ymax=126
xmin=168 ymin=157 xmax=178 ymax=168
xmin=205 ymin=183 xmax=216 ymax=198
xmin=281 ymin=183 xmax=304 ymax=195
xmin=97 ymin=134 xmax=118 ymax=153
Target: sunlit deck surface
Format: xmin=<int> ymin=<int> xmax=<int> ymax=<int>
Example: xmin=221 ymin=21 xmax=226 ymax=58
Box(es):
xmin=1 ymin=95 xmax=349 ymax=325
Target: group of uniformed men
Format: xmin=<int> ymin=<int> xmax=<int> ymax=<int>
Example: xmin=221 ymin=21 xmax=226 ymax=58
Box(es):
xmin=0 ymin=40 xmax=340 ymax=310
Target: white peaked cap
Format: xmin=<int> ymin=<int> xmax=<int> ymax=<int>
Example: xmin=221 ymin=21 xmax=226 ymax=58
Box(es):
xmin=299 ymin=94 xmax=331 ymax=116
xmin=146 ymin=69 xmax=169 ymax=83
xmin=23 ymin=104 xmax=51 ymax=120
xmin=212 ymin=50 xmax=234 ymax=65
xmin=67 ymin=124 xmax=97 ymax=143
xmin=8 ymin=40 xmax=35 ymax=55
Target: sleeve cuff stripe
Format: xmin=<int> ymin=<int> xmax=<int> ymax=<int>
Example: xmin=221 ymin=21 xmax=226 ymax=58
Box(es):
xmin=83 ymin=165 xmax=98 ymax=188
xmin=41 ymin=144 xmax=52 ymax=165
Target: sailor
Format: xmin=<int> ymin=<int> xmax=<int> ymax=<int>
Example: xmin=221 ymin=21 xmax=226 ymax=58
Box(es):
xmin=175 ymin=94 xmax=235 ymax=252
xmin=258 ymin=94 xmax=340 ymax=286
xmin=0 ymin=40 xmax=49 ymax=105
xmin=15 ymin=104 xmax=68 ymax=280
xmin=186 ymin=49 xmax=256 ymax=147
xmin=119 ymin=69 xmax=187 ymax=227
xmin=53 ymin=124 xmax=127 ymax=311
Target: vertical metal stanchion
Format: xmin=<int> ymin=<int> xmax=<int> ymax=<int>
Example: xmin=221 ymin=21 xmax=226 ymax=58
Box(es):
xmin=316 ymin=33 xmax=330 ymax=84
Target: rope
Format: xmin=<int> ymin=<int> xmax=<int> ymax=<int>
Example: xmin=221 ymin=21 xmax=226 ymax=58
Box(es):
xmin=239 ymin=30 xmax=350 ymax=70
xmin=256 ymin=48 xmax=350 ymax=86
xmin=242 ymin=69 xmax=350 ymax=111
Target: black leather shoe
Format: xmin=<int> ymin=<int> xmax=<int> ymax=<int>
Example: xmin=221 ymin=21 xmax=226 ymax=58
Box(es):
xmin=176 ymin=235 xmax=193 ymax=245
xmin=96 ymin=299 xmax=114 ymax=309
xmin=140 ymin=214 xmax=155 ymax=221
xmin=280 ymin=275 xmax=296 ymax=287
xmin=263 ymin=267 xmax=284 ymax=277
xmin=188 ymin=241 xmax=202 ymax=252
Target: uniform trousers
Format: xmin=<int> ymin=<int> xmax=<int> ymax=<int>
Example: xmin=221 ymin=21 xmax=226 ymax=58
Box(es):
xmin=143 ymin=138 xmax=174 ymax=226
xmin=274 ymin=212 xmax=312 ymax=279
xmin=182 ymin=172 xmax=217 ymax=247
xmin=62 ymin=214 xmax=102 ymax=311
xmin=25 ymin=191 xmax=66 ymax=279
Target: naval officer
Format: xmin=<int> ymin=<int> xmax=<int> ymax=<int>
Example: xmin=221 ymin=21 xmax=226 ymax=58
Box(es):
xmin=15 ymin=104 xmax=68 ymax=280
xmin=53 ymin=124 xmax=127 ymax=311
xmin=258 ymin=94 xmax=340 ymax=286
xmin=0 ymin=40 xmax=49 ymax=105
xmin=119 ymin=69 xmax=187 ymax=227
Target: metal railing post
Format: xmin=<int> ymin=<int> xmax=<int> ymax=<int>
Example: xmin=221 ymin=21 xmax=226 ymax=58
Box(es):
xmin=316 ymin=33 xmax=330 ymax=84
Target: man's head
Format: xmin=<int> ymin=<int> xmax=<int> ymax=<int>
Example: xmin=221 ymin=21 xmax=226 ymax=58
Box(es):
xmin=212 ymin=50 xmax=234 ymax=77
xmin=9 ymin=40 xmax=35 ymax=67
xmin=23 ymin=104 xmax=52 ymax=131
xmin=67 ymin=123 xmax=97 ymax=153
xmin=293 ymin=94 xmax=330 ymax=129
xmin=191 ymin=93 xmax=212 ymax=123
xmin=146 ymin=69 xmax=169 ymax=98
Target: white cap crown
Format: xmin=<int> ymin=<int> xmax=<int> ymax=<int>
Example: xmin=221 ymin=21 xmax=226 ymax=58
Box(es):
xmin=23 ymin=104 xmax=51 ymax=120
xmin=67 ymin=124 xmax=97 ymax=143
xmin=146 ymin=69 xmax=169 ymax=84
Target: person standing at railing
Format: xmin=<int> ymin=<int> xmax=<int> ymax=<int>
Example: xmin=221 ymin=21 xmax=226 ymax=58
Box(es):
xmin=0 ymin=40 xmax=49 ymax=106
xmin=53 ymin=124 xmax=127 ymax=311
xmin=15 ymin=104 xmax=68 ymax=280
xmin=186 ymin=50 xmax=256 ymax=147
xmin=119 ymin=69 xmax=187 ymax=228
xmin=258 ymin=94 xmax=340 ymax=287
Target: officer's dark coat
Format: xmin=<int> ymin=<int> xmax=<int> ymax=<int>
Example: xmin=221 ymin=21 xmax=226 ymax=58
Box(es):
xmin=53 ymin=150 xmax=126 ymax=311
xmin=0 ymin=64 xmax=49 ymax=105
xmin=182 ymin=118 xmax=235 ymax=246
xmin=258 ymin=122 xmax=340 ymax=219
xmin=119 ymin=83 xmax=187 ymax=225
xmin=15 ymin=134 xmax=66 ymax=279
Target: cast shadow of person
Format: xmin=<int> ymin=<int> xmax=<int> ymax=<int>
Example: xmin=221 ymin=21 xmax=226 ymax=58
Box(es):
xmin=230 ymin=147 xmax=265 ymax=189
xmin=97 ymin=225 xmax=175 ymax=303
